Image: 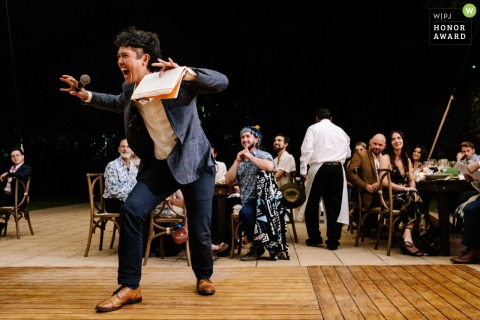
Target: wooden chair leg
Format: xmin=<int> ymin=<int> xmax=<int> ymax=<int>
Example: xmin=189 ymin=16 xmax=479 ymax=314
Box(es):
xmin=288 ymin=208 xmax=298 ymax=243
xmin=84 ymin=225 xmax=94 ymax=257
xmin=110 ymin=224 xmax=117 ymax=249
xmin=25 ymin=211 xmax=34 ymax=235
xmin=143 ymin=214 xmax=155 ymax=266
xmin=230 ymin=214 xmax=243 ymax=259
xmin=98 ymin=221 xmax=106 ymax=251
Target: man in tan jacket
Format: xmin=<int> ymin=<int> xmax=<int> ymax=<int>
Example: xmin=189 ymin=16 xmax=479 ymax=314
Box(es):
xmin=346 ymin=133 xmax=386 ymax=235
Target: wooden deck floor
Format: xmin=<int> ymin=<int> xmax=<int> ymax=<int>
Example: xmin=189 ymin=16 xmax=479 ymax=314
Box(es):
xmin=1 ymin=265 xmax=479 ymax=319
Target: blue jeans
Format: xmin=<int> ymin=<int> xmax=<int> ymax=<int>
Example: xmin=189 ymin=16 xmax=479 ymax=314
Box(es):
xmin=239 ymin=198 xmax=256 ymax=242
xmin=461 ymin=197 xmax=480 ymax=249
xmin=118 ymin=159 xmax=215 ymax=287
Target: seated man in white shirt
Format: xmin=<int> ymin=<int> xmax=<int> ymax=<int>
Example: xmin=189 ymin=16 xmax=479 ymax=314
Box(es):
xmin=103 ymin=139 xmax=138 ymax=212
xmin=273 ymin=133 xmax=296 ymax=188
xmin=212 ymin=147 xmax=227 ymax=184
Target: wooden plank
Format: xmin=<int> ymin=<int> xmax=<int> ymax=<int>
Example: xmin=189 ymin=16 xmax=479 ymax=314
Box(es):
xmin=349 ymin=265 xmax=398 ymax=319
xmin=416 ymin=265 xmax=480 ymax=319
xmin=321 ymin=266 xmax=363 ymax=319
xmin=367 ymin=266 xmax=425 ymax=319
xmin=385 ymin=266 xmax=447 ymax=319
xmin=308 ymin=266 xmax=339 ymax=319
xmin=1 ymin=265 xmax=480 ymax=319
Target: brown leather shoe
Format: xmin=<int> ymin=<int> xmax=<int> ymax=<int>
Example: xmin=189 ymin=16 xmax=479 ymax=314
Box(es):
xmin=451 ymin=248 xmax=480 ymax=264
xmin=197 ymin=279 xmax=215 ymax=295
xmin=95 ymin=285 xmax=142 ymax=312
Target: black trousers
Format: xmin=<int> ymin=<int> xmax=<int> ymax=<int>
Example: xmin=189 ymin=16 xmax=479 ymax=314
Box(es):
xmin=304 ymin=163 xmax=344 ymax=247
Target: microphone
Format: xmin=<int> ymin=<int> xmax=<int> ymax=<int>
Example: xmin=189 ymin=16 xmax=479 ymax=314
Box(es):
xmin=74 ymin=74 xmax=91 ymax=92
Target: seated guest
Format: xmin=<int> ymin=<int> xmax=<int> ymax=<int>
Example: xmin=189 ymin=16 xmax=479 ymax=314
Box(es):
xmin=379 ymin=130 xmax=438 ymax=256
xmin=225 ymin=125 xmax=289 ymax=261
xmin=450 ymin=140 xmax=480 ymax=231
xmin=410 ymin=144 xmax=428 ymax=171
xmin=451 ymin=161 xmax=480 ymax=263
xmin=273 ymin=133 xmax=296 ymax=188
xmin=212 ymin=147 xmax=227 ymax=184
xmin=150 ymin=190 xmax=185 ymax=257
xmin=0 ymin=147 xmax=33 ymax=233
xmin=346 ymin=134 xmax=386 ymax=234
xmin=0 ymin=147 xmax=33 ymax=207
xmin=456 ymin=140 xmax=480 ymax=164
xmin=150 ymin=189 xmax=228 ymax=257
xmin=103 ymin=139 xmax=138 ymax=212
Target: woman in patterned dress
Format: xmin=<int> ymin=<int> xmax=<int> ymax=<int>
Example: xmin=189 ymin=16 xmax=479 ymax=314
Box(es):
xmin=379 ymin=130 xmax=431 ymax=256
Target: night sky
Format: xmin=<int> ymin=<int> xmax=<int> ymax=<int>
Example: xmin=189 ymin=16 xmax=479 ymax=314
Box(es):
xmin=1 ymin=0 xmax=479 ymax=197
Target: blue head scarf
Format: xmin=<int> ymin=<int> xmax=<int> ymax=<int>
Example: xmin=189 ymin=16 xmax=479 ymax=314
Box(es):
xmin=240 ymin=125 xmax=262 ymax=146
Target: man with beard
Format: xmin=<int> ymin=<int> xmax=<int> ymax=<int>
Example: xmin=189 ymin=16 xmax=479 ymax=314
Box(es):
xmin=273 ymin=133 xmax=296 ymax=188
xmin=346 ymin=133 xmax=387 ymax=237
xmin=225 ymin=125 xmax=284 ymax=261
xmin=103 ymin=138 xmax=139 ymax=213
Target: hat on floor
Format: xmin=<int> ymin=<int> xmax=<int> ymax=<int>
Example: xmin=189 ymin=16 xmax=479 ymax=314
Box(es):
xmin=280 ymin=182 xmax=306 ymax=208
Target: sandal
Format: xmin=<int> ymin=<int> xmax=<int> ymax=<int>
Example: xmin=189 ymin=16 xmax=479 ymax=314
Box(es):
xmin=401 ymin=241 xmax=424 ymax=256
xmin=212 ymin=242 xmax=226 ymax=252
xmin=215 ymin=243 xmax=230 ymax=257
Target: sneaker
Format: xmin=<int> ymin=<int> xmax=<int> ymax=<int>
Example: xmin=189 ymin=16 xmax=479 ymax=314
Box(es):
xmin=240 ymin=245 xmax=265 ymax=261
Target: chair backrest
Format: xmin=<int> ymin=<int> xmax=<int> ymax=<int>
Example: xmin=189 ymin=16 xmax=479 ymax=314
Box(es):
xmin=143 ymin=198 xmax=190 ymax=266
xmin=12 ymin=177 xmax=31 ymax=209
xmin=86 ymin=173 xmax=105 ymax=214
xmin=377 ymin=168 xmax=394 ymax=212
xmin=0 ymin=177 xmax=33 ymax=238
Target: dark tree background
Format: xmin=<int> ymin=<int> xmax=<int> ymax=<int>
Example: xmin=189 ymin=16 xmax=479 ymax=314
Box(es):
xmin=1 ymin=0 xmax=479 ymax=201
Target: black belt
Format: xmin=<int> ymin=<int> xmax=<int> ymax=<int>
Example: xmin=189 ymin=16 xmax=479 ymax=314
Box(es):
xmin=323 ymin=162 xmax=341 ymax=165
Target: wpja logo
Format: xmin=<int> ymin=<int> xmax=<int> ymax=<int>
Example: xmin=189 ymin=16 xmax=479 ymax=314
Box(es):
xmin=429 ymin=4 xmax=476 ymax=45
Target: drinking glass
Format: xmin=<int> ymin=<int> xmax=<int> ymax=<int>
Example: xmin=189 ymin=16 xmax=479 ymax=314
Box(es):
xmin=422 ymin=161 xmax=430 ymax=174
xmin=428 ymin=159 xmax=438 ymax=173
xmin=438 ymin=158 xmax=449 ymax=173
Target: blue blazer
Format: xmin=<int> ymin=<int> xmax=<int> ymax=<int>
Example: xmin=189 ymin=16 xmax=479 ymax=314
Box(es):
xmin=88 ymin=68 xmax=228 ymax=184
xmin=0 ymin=163 xmax=32 ymax=206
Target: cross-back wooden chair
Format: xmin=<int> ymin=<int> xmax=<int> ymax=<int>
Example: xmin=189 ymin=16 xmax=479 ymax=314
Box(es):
xmin=283 ymin=171 xmax=299 ymax=243
xmin=0 ymin=177 xmax=33 ymax=239
xmin=85 ymin=173 xmax=120 ymax=257
xmin=354 ymin=187 xmax=382 ymax=247
xmin=374 ymin=168 xmax=402 ymax=256
xmin=143 ymin=199 xmax=191 ymax=266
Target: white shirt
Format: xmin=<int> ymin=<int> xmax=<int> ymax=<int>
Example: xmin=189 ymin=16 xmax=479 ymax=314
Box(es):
xmin=134 ymin=98 xmax=177 ymax=160
xmin=299 ymin=119 xmax=351 ymax=175
xmin=214 ymin=160 xmax=227 ymax=183
xmin=274 ymin=150 xmax=296 ymax=187
xmin=4 ymin=163 xmax=23 ymax=194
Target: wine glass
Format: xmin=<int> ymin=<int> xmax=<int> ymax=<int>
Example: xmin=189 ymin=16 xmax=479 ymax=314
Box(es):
xmin=428 ymin=159 xmax=438 ymax=173
xmin=422 ymin=161 xmax=430 ymax=174
xmin=438 ymin=158 xmax=449 ymax=173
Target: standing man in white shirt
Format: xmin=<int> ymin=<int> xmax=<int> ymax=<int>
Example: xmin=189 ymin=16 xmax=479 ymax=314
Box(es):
xmin=299 ymin=108 xmax=351 ymax=250
xmin=273 ymin=133 xmax=296 ymax=187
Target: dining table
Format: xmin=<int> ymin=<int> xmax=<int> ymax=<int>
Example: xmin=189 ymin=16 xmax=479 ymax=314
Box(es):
xmin=213 ymin=184 xmax=235 ymax=244
xmin=416 ymin=177 xmax=474 ymax=256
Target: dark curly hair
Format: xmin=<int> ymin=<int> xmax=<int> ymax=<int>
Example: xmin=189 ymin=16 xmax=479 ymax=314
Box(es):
xmin=113 ymin=26 xmax=162 ymax=72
